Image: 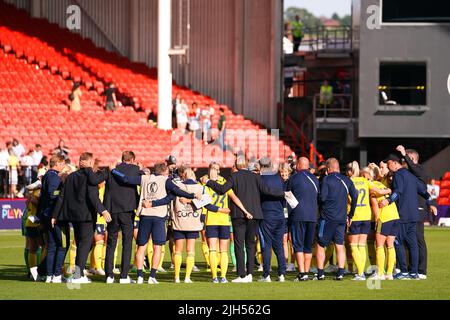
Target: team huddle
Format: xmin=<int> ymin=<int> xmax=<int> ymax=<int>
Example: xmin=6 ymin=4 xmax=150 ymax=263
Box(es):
xmin=22 ymin=145 xmax=436 ymax=285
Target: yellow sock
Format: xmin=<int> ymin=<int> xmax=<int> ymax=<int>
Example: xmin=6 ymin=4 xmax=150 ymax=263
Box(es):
xmin=216 ymin=245 xmax=221 ymax=268
xmin=28 ymin=252 xmax=37 ymax=268
xmin=69 ymin=242 xmax=77 ymax=270
xmin=386 ymin=247 xmax=396 ymax=276
xmin=358 ymin=244 xmax=367 ymax=275
xmin=174 ymin=253 xmax=182 ymax=280
xmin=376 ymin=246 xmax=385 ymax=276
xmin=202 ymin=242 xmax=210 ymax=267
xmin=94 ymin=240 xmax=104 ymax=270
xmin=101 ymin=243 xmax=106 ymax=270
xmin=209 ymin=250 xmax=218 ymax=279
xmin=220 ymin=251 xmax=229 ymax=279
xmin=147 ymin=241 xmax=154 ymax=267
xmin=186 ymin=252 xmax=195 ymax=280
xmin=158 ymin=245 xmax=166 ymax=269
xmin=350 ymin=244 xmax=363 ymax=276
xmin=256 ymin=240 xmax=262 ymax=265
xmin=171 ymin=243 xmax=175 ymax=264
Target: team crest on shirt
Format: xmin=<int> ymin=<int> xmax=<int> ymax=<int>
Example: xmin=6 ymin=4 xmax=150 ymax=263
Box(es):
xmin=148 ymin=182 xmax=158 ymax=194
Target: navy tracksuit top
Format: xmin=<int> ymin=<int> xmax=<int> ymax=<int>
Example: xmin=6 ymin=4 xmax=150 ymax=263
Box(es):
xmin=390 ymin=168 xmax=431 ymax=223
xmin=260 ymin=172 xmax=286 ymax=220
xmin=286 ymin=170 xmax=320 ymax=222
xmin=319 ymin=172 xmax=358 ymax=222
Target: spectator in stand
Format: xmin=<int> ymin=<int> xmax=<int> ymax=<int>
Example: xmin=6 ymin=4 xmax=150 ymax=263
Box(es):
xmin=69 ymin=82 xmax=82 ymax=112
xmin=217 ymin=108 xmax=227 ymax=151
xmin=291 ymin=15 xmax=304 ymax=52
xmin=188 ymin=102 xmax=201 ymax=140
xmin=8 ymin=148 xmax=20 ymax=198
xmin=427 ymin=178 xmax=440 ymax=225
xmin=104 ymin=82 xmax=118 ymax=112
xmin=147 ymin=110 xmax=157 ymax=125
xmin=39 ymin=156 xmax=49 ymax=172
xmin=427 ymin=178 xmax=440 ymax=201
xmin=21 ymin=150 xmax=34 ymax=186
xmin=176 ymin=99 xmax=189 ymax=133
xmin=320 ymin=80 xmax=333 ymax=110
xmin=31 ymin=144 xmax=43 ymax=181
xmin=201 ymin=104 xmax=215 ymax=145
xmin=53 ymin=140 xmax=70 ymax=160
xmin=0 ymin=144 xmax=9 ymax=198
xmin=12 ymin=138 xmax=25 ymax=158
xmin=172 ymin=93 xmax=181 ymax=129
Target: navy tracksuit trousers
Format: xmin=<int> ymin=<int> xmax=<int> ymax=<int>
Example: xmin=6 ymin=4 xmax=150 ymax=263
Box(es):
xmin=394 ymin=222 xmax=419 ymax=274
xmin=258 ymin=219 xmax=286 ymax=278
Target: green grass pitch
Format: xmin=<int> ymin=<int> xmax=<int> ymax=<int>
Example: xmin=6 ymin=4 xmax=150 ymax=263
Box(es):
xmin=1 ymin=228 xmax=449 ymax=300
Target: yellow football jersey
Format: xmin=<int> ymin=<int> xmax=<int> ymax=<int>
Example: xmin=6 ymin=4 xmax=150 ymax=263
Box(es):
xmin=202 ymin=176 xmax=232 ymax=226
xmin=25 ymin=189 xmax=40 ymax=228
xmin=370 ymin=180 xmax=399 ymax=223
xmin=96 ymin=184 xmax=106 ymax=225
xmin=350 ymin=177 xmax=372 ymax=221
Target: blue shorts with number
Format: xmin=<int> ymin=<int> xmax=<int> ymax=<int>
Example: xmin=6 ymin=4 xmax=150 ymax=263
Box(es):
xmin=136 ymin=216 xmax=166 ymax=246
xmin=348 ymin=221 xmax=371 ymax=235
xmin=173 ymin=230 xmax=199 ymax=240
xmin=205 ymin=225 xmax=231 ymax=240
xmin=377 ymin=219 xmax=399 ymax=237
xmin=317 ymin=219 xmax=346 ymax=247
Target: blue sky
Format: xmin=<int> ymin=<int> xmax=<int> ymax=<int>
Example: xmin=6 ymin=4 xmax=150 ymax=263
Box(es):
xmin=284 ymin=0 xmax=352 ymax=18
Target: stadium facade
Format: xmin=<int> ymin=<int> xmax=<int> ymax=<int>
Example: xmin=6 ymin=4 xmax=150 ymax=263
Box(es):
xmin=353 ymin=0 xmax=450 ymax=178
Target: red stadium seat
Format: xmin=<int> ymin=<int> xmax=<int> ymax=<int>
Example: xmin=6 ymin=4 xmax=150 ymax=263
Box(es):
xmin=441 ymin=181 xmax=450 ymax=189
xmin=443 ymin=172 xmax=450 ymax=181
xmin=0 ymin=1 xmax=293 ymax=166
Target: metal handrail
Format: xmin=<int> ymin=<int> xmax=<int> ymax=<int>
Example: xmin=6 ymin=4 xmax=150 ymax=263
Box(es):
xmin=313 ymin=93 xmax=354 ymax=119
xmin=309 ymin=143 xmax=324 ymax=168
xmin=299 ymin=26 xmax=352 ymax=52
xmin=285 ymin=115 xmax=307 ymax=156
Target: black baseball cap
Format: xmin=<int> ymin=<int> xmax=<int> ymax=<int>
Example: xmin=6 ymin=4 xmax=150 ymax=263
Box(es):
xmin=383 ymin=154 xmax=401 ymax=163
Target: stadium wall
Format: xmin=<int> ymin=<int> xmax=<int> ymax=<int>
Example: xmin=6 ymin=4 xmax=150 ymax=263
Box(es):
xmin=356 ymin=0 xmax=450 ymax=138
xmin=5 ymin=0 xmax=282 ymax=128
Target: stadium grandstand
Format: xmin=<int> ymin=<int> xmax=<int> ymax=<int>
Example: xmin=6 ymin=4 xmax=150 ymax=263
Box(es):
xmin=0 ymin=0 xmax=293 ymax=168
